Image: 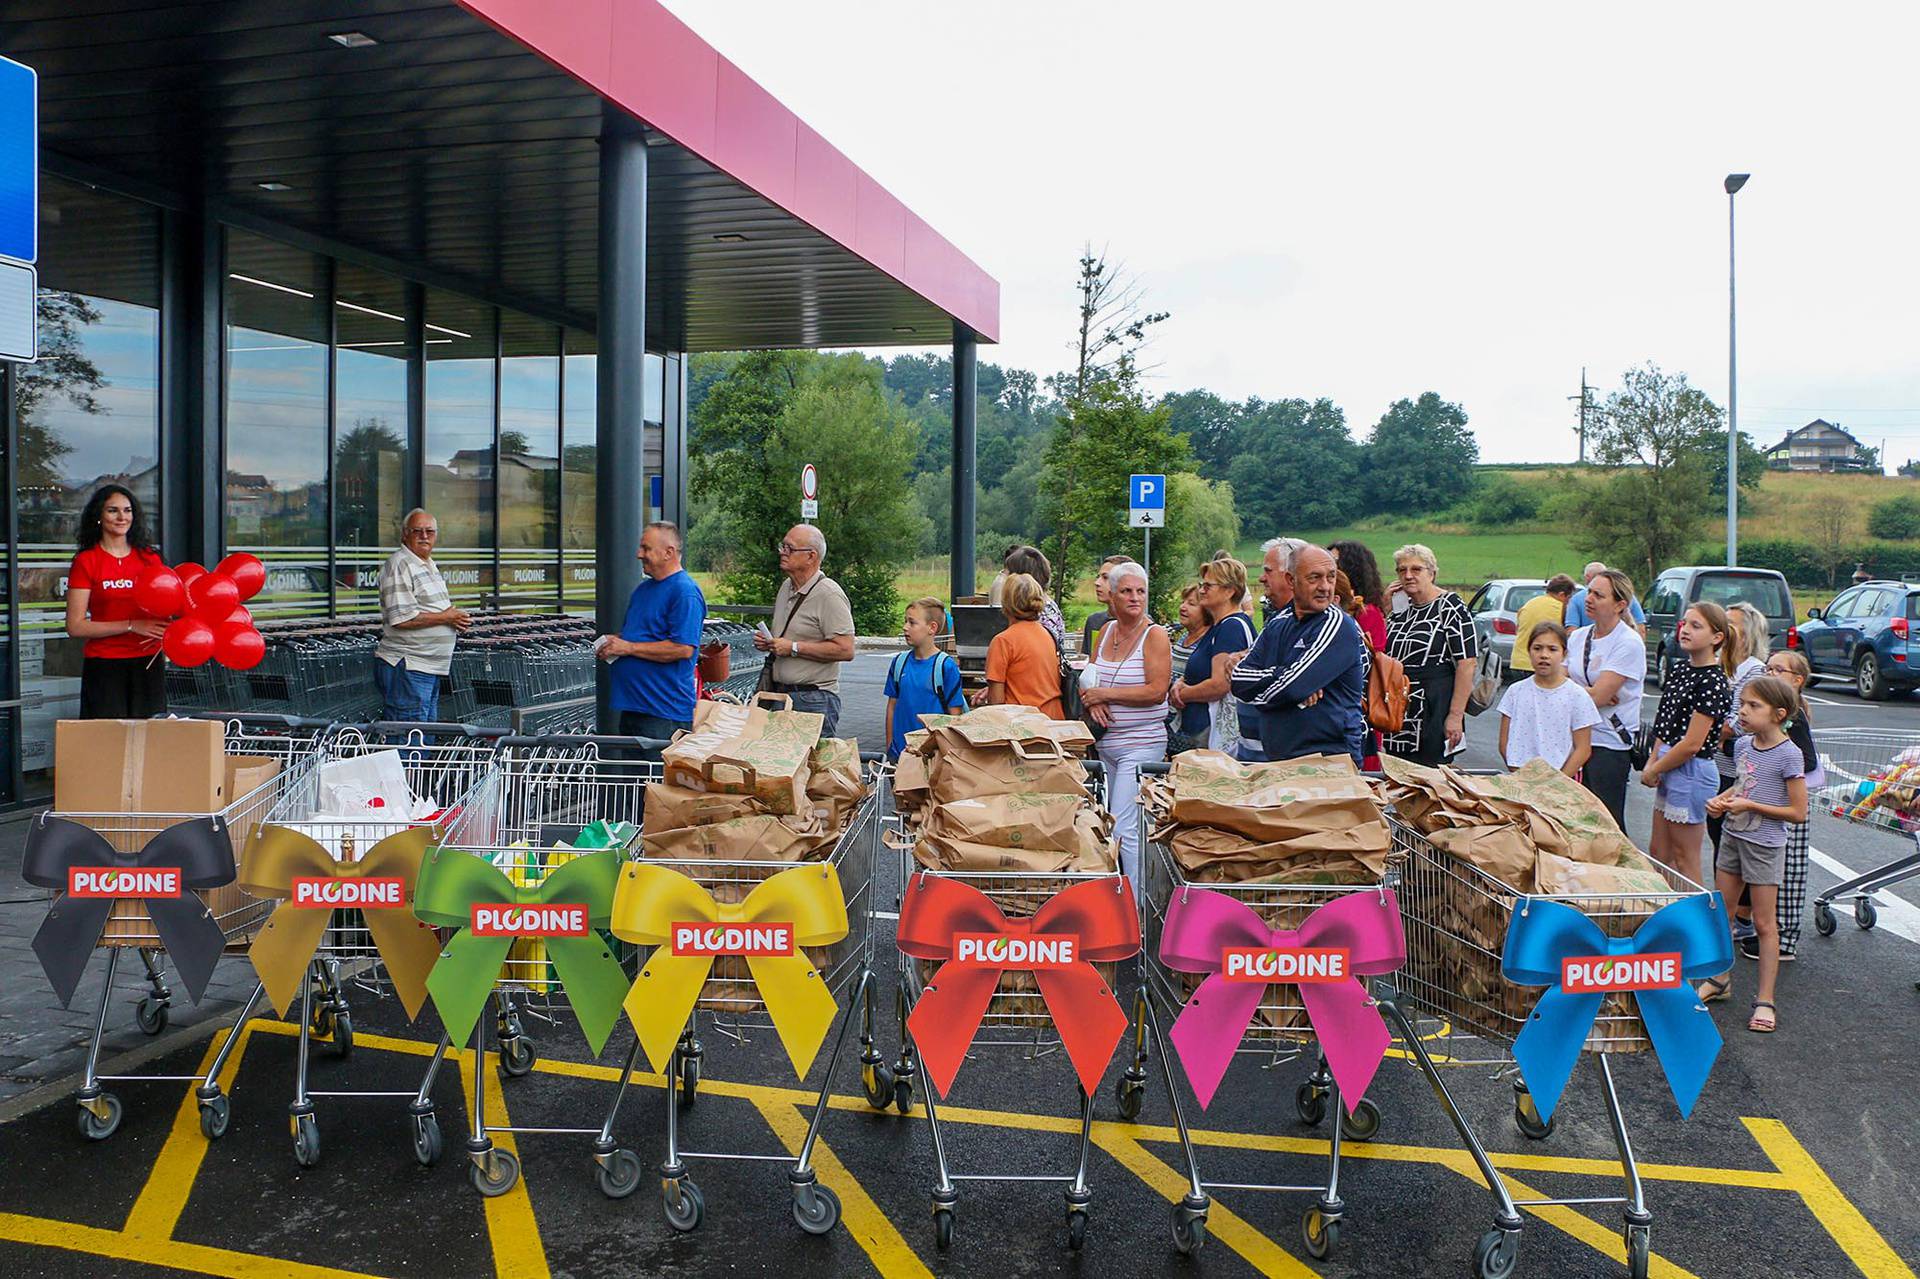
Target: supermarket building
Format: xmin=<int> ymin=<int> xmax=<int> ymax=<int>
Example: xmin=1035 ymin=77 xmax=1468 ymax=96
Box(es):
xmin=0 ymin=1 xmax=999 ymax=802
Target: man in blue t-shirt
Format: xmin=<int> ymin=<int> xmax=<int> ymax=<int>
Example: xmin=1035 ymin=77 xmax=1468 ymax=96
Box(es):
xmin=598 ymin=522 xmax=706 ymax=757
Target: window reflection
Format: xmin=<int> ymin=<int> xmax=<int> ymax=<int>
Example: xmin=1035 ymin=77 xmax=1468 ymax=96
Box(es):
xmin=499 ymin=311 xmax=559 ymax=612
xmin=562 ymin=332 xmax=596 ymax=613
xmin=334 ymin=264 xmax=411 ymax=615
xmin=424 ymin=290 xmax=496 ymax=607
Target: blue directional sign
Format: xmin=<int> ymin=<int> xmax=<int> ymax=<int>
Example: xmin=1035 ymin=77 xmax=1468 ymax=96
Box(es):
xmin=650 ymin=474 xmax=663 ymax=510
xmin=0 ymin=55 xmax=35 ymax=265
xmin=1129 ymin=474 xmax=1166 ymax=510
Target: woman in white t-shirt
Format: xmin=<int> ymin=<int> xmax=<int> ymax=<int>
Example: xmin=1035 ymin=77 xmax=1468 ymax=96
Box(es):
xmin=1565 ymin=570 xmax=1647 ymax=831
xmin=1499 ymin=621 xmax=1601 ymax=774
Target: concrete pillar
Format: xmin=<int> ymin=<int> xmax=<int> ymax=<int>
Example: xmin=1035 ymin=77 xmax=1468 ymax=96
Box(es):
xmin=595 ymin=107 xmax=648 ymax=731
xmin=950 ymin=324 xmax=978 ymax=600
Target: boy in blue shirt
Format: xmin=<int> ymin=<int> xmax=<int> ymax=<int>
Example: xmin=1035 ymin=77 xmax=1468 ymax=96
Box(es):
xmin=884 ymin=597 xmax=965 ymax=760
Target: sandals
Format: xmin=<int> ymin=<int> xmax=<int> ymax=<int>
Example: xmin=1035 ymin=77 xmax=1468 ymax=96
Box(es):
xmin=1696 ymin=975 xmax=1733 ymax=1004
xmin=1748 ymin=1001 xmax=1778 ymax=1033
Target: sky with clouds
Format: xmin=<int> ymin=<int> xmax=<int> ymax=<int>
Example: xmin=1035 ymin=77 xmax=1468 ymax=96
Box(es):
xmin=669 ymin=1 xmax=1920 ymax=466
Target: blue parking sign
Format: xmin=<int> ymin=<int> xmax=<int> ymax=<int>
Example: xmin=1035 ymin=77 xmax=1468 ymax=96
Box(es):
xmin=1129 ymin=474 xmax=1166 ymax=510
xmin=0 ymin=56 xmax=34 ymax=265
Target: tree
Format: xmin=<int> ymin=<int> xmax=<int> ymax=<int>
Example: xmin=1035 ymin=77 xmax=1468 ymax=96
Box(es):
xmin=1154 ymin=473 xmax=1241 ymax=586
xmin=15 ymin=291 xmax=106 ymax=491
xmin=1686 ymin=428 xmax=1767 ymax=497
xmin=1807 ymin=494 xmax=1858 ymax=587
xmin=1160 ymin=389 xmax=1244 ymax=480
xmin=1363 ymin=393 xmax=1478 ymax=514
xmin=1227 ymin=398 xmax=1362 ymax=533
xmin=335 ymin=418 xmax=407 ymax=547
xmin=1570 ymin=363 xmax=1724 ymax=582
xmin=1868 ymin=493 xmax=1920 ymax=541
xmin=499 ymin=429 xmax=529 ymax=456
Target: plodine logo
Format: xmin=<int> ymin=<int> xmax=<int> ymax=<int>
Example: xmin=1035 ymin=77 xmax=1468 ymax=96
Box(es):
xmin=69 ymin=867 xmax=182 ymax=898
xmin=291 ymin=876 xmax=405 ymax=909
xmin=952 ymin=932 xmax=1078 ymax=970
xmin=99 ymin=578 xmax=136 ymax=590
xmin=1220 ymin=946 xmax=1350 ymax=984
xmin=469 ymin=903 xmax=590 ymax=937
xmin=669 ymin=922 xmax=796 ymax=957
xmin=1561 ymin=953 xmax=1682 ymax=995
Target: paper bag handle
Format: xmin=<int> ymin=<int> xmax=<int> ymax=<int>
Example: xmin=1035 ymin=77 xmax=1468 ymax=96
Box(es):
xmin=753 ymin=692 xmax=795 ymax=712
xmin=703 ymin=759 xmax=760 ymax=790
xmin=1010 ymin=737 xmax=1069 ymax=763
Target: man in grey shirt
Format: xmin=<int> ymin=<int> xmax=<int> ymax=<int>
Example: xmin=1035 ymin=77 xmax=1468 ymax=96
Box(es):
xmin=373 ymin=508 xmax=471 ymax=722
xmin=753 ymin=523 xmax=855 ymax=734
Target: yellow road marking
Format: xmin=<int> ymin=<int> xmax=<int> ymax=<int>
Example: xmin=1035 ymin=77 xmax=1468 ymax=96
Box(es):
xmin=454 ymin=1046 xmax=551 ymax=1279
xmin=1092 ymin=1128 xmax=1320 ymax=1277
xmin=123 ymin=1019 xmax=257 ymax=1238
xmin=0 ymin=1212 xmax=390 ymax=1279
xmin=751 ymin=1095 xmax=934 ymax=1279
xmin=1745 ymin=1118 xmax=1918 ymax=1279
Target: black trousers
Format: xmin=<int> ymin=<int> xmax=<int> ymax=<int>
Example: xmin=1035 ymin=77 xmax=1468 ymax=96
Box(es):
xmin=80 ymin=655 xmax=168 ymax=719
xmin=1583 ymin=746 xmax=1633 ymax=831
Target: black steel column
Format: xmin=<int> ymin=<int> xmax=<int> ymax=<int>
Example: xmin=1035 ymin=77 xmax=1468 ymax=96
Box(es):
xmin=403 ymin=280 xmax=426 ymax=516
xmin=159 ymin=206 xmax=223 ymax=566
xmin=660 ymin=352 xmax=687 ymax=529
xmin=596 ymin=106 xmax=648 ymax=731
xmin=950 ymin=324 xmax=978 ymax=601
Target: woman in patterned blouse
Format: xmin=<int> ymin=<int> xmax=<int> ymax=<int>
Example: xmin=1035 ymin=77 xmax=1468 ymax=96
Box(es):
xmin=1382 ymin=543 xmax=1478 ymax=765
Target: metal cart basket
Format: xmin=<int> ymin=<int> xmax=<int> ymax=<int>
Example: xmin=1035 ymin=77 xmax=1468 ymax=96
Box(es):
xmin=1809 ymin=727 xmax=1920 ymax=935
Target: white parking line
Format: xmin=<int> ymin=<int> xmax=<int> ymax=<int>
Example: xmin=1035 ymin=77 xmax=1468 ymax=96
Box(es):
xmin=1808 ymin=845 xmax=1920 ymax=944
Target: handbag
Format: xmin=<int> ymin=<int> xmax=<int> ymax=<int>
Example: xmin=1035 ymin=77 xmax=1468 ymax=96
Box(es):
xmin=1363 ymin=632 xmax=1409 ymax=734
xmin=1465 ymin=647 xmax=1502 ymax=717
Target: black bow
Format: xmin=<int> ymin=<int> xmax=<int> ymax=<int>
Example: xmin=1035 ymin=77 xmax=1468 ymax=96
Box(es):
xmin=23 ymin=816 xmax=236 ymax=1006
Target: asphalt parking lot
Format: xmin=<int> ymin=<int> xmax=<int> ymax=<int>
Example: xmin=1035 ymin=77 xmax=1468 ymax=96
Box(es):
xmin=0 ymin=661 xmax=1915 ymax=1279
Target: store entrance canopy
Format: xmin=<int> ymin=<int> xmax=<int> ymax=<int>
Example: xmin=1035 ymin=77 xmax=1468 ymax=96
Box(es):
xmin=2 ymin=0 xmax=1000 ymax=350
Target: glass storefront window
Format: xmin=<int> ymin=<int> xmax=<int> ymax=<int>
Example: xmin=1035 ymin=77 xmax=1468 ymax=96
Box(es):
xmin=334 ymin=264 xmax=412 ymax=615
xmin=424 ymin=290 xmax=496 ymax=607
xmin=498 ymin=311 xmax=560 ymax=612
xmin=226 ymin=231 xmax=329 ymax=618
xmin=562 ymin=331 xmax=596 ymax=614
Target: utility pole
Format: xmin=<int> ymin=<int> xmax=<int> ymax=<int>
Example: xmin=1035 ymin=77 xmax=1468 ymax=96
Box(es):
xmin=1569 ymin=368 xmax=1592 ymax=462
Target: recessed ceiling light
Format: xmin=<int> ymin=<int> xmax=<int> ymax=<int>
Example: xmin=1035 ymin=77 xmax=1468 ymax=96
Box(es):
xmin=229 ymin=272 xmax=315 ymax=299
xmin=328 ymin=32 xmax=377 ymax=48
xmin=256 ymin=181 xmax=291 ymax=192
xmin=713 ymin=233 xmax=748 ymax=243
xmin=893 ymin=325 xmax=916 ymax=334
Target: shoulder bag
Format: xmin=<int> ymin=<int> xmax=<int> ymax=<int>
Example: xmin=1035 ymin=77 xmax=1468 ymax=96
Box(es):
xmin=1579 ymin=626 xmax=1650 ymax=769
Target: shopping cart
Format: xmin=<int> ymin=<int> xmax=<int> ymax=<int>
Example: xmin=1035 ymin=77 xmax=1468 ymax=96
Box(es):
xmin=1809 ymin=727 xmax=1920 ymax=935
xmin=20 ymin=713 xmax=331 ymax=1144
xmin=1121 ymin=764 xmax=1403 ymax=1260
xmin=241 ymin=721 xmax=504 ymax=1169
xmin=1384 ymin=813 xmax=1724 ymax=1279
xmin=599 ymin=743 xmax=886 ymax=1235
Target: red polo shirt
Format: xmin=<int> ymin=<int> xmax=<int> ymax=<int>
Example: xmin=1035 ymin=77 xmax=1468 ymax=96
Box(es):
xmin=70 ymin=546 xmax=164 ymax=659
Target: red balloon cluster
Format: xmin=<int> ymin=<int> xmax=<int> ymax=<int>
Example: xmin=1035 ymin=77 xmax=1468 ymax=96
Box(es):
xmin=136 ymin=554 xmax=268 ymax=670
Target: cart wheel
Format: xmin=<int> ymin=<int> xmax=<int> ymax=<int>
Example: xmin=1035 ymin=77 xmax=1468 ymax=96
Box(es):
xmin=933 ymin=1206 xmax=955 ymax=1251
xmin=1115 ymin=1075 xmax=1146 ymax=1122
xmin=327 ymin=1013 xmax=354 ymax=1060
xmin=198 ymin=1094 xmax=231 ymax=1140
xmin=1066 ymin=1208 xmax=1088 ymax=1251
xmin=76 ymin=1093 xmax=123 ymax=1142
xmin=679 ymin=1053 xmax=700 ymax=1105
xmin=1171 ymin=1204 xmax=1208 ymax=1255
xmin=1856 ymin=897 xmax=1879 ymax=931
xmin=893 ymin=1076 xmax=915 ymax=1114
xmin=1513 ymin=1088 xmax=1554 ymax=1141
xmin=411 ymin=1113 xmax=443 ymax=1167
xmin=862 ymin=1061 xmax=895 ymax=1110
xmin=310 ymin=1006 xmax=334 ymax=1039
xmin=792 ymin=1181 xmax=842 ymax=1235
xmin=662 ymin=1178 xmax=704 ymax=1232
xmin=470 ymin=1148 xmax=521 ymax=1197
xmin=1473 ymin=1227 xmax=1520 ymax=1279
xmin=293 ymin=1114 xmax=321 ymax=1168
xmin=1814 ymin=903 xmax=1837 ymax=937
xmin=1340 ymin=1098 xmax=1381 ymax=1142
xmin=596 ymin=1149 xmax=644 ymax=1200
xmin=498 ymin=1036 xmax=536 ymax=1078
xmin=1303 ymin=1206 xmax=1341 ymax=1260
xmin=1625 ymin=1224 xmax=1650 ymax=1279
xmin=136 ymin=994 xmax=170 ymax=1037
xmin=1295 ymin=1080 xmax=1327 ymax=1126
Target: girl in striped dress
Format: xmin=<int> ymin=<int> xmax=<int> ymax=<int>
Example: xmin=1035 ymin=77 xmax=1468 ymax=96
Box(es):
xmin=1080 ymin=561 xmax=1172 ymax=901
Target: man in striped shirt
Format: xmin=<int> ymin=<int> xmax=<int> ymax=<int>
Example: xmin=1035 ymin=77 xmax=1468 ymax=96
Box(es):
xmin=373 ymin=508 xmax=470 ymax=722
xmin=1230 ymin=544 xmax=1370 ymax=765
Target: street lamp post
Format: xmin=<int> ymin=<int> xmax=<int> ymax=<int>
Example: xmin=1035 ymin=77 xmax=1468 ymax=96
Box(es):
xmin=1725 ymin=172 xmax=1750 ymax=566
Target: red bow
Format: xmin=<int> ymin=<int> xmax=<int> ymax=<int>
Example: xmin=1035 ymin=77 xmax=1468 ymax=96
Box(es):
xmin=897 ymin=872 xmax=1140 ymax=1098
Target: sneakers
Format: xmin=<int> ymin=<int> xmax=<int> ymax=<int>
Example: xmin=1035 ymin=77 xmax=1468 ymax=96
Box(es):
xmin=1738 ymin=937 xmax=1794 ymax=962
xmin=1730 ymin=917 xmax=1758 ymax=943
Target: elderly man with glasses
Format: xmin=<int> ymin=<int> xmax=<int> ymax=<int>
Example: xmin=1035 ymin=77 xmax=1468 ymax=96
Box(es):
xmin=373 ymin=507 xmax=470 ymax=722
xmin=753 ymin=523 xmax=856 ymax=734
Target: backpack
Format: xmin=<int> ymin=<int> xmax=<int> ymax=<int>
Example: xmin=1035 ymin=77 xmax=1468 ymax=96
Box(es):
xmin=1363 ymin=630 xmax=1410 ymax=734
xmin=889 ymin=649 xmax=960 ymax=710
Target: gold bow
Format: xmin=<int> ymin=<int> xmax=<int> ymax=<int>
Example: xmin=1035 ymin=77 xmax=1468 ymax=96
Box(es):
xmin=611 ymin=862 xmax=848 ymax=1079
xmin=238 ymin=825 xmax=442 ymax=1019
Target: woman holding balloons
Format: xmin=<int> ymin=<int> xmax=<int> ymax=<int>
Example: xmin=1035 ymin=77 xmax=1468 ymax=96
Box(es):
xmin=66 ymin=485 xmax=171 ymax=717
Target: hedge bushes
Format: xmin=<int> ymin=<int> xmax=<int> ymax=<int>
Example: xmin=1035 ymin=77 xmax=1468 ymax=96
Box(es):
xmin=1726 ymin=537 xmax=1920 ymax=588
xmin=1869 ymin=494 xmax=1920 ymax=541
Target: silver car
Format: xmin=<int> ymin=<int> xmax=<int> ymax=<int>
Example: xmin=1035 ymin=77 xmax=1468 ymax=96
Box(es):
xmin=1464 ymin=578 xmax=1548 ymax=676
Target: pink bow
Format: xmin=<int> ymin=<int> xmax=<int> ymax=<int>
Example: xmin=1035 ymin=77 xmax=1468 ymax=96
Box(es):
xmin=1159 ymin=887 xmax=1405 ymax=1111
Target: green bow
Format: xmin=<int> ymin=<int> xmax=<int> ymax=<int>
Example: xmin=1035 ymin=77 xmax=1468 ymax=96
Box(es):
xmin=412 ymin=845 xmax=629 ymax=1055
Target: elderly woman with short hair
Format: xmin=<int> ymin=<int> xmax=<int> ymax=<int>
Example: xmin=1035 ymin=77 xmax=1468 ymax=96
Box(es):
xmin=1382 ymin=543 xmax=1478 ymax=766
xmin=1080 ymin=560 xmax=1171 ymax=898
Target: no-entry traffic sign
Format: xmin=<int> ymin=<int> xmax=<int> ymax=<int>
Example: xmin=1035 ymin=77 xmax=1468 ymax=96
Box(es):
xmin=800 ymin=463 xmax=819 ymax=518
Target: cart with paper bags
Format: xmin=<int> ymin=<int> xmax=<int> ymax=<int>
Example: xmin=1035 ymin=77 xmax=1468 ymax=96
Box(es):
xmin=1126 ymin=755 xmax=1408 ymax=1260
xmin=21 ymin=713 xmax=330 ymax=1144
xmin=1807 ymin=727 xmax=1920 ymax=936
xmin=239 ymin=722 xmax=502 ymax=1168
xmin=1381 ymin=757 xmax=1732 ymax=1279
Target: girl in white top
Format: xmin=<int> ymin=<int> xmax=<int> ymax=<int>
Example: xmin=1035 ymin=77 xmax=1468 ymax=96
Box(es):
xmin=1499 ymin=620 xmax=1601 ymax=775
xmin=1081 ymin=560 xmax=1171 ymax=901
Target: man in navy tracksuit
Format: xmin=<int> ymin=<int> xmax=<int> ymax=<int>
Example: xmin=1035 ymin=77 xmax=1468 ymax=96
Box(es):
xmin=1230 ymin=543 xmax=1370 ymax=765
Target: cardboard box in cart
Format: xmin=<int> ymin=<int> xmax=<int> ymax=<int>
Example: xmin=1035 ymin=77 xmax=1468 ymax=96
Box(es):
xmin=53 ymin=719 xmax=281 ymax=945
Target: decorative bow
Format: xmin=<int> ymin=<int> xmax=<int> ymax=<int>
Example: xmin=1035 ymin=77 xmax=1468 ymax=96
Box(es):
xmin=610 ymin=862 xmax=849 ymax=1079
xmin=1502 ymin=893 xmax=1731 ymax=1124
xmin=1159 ymin=886 xmax=1406 ymax=1111
xmin=896 ymin=873 xmax=1140 ymax=1098
xmin=237 ymin=824 xmax=442 ymax=1020
xmin=412 ymin=845 xmax=629 ymax=1055
xmin=23 ymin=816 xmax=235 ymax=1007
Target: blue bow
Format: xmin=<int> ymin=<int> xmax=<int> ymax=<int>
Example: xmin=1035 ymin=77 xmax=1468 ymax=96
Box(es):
xmin=1502 ymin=893 xmax=1731 ymax=1124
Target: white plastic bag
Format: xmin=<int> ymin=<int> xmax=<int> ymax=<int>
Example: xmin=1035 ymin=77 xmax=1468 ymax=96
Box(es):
xmin=315 ymin=750 xmax=417 ymax=818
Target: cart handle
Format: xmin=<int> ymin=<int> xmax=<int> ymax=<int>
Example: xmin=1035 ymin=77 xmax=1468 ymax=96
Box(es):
xmin=496 ymin=733 xmax=674 ymax=751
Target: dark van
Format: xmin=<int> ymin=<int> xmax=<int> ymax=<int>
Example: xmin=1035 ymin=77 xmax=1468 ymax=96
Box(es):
xmin=1641 ymin=567 xmax=1796 ymax=685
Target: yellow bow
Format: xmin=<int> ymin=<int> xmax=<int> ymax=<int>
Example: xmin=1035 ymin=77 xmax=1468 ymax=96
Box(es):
xmin=611 ymin=862 xmax=848 ymax=1079
xmin=237 ymin=824 xmax=442 ymax=1020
